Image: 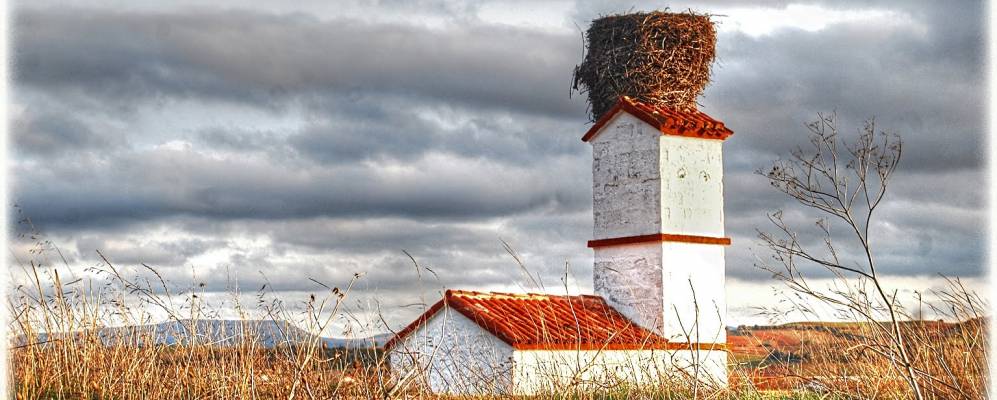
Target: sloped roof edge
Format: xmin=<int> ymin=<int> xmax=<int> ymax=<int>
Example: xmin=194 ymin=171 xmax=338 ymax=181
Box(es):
xmin=383 ymin=289 xmax=701 ymax=351
xmin=581 ymin=96 xmax=734 ymax=142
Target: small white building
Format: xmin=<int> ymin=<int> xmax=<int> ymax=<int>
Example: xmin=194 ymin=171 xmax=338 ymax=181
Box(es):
xmin=386 ymin=96 xmax=733 ymax=395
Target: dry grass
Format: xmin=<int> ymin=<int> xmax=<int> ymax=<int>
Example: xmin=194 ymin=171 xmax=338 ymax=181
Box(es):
xmin=8 ymin=224 xmax=988 ymax=399
xmin=9 ymin=257 xmax=396 ymax=399
xmin=9 ymin=254 xmax=987 ymax=399
xmin=729 ymin=316 xmax=988 ymax=398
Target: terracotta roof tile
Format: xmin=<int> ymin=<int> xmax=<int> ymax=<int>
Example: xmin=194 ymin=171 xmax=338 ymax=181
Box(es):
xmin=581 ymin=96 xmax=733 ymax=142
xmin=384 ymin=289 xmax=673 ymax=351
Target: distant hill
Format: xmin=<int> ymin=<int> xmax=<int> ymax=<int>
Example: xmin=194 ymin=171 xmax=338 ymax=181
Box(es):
xmin=13 ymin=319 xmax=390 ymax=350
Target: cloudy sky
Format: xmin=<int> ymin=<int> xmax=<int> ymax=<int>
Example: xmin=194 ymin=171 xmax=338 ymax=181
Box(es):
xmin=9 ymin=1 xmax=986 ymax=332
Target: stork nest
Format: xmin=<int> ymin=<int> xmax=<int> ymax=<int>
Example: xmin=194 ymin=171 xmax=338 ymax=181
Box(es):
xmin=572 ymin=11 xmax=717 ymax=121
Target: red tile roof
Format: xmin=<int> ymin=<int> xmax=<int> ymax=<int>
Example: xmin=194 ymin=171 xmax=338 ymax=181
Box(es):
xmin=384 ymin=289 xmax=677 ymax=351
xmin=581 ymin=96 xmax=733 ymax=142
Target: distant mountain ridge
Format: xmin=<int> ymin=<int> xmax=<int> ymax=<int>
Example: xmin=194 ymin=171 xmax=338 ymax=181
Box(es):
xmin=14 ymin=319 xmax=390 ymax=349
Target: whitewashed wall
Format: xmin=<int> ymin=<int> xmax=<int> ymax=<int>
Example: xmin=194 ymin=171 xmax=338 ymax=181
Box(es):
xmin=593 ymin=242 xmax=663 ymax=334
xmin=591 ymin=113 xmax=662 ymax=240
xmin=659 ymin=135 xmax=725 ymax=236
xmin=387 ymin=308 xmax=514 ymax=395
xmin=663 ymin=349 xmax=728 ymax=386
xmin=661 ymin=242 xmax=727 ymax=345
xmin=594 ymin=241 xmax=727 ymax=346
xmin=591 ymin=115 xmax=726 ymax=240
xmin=512 ymin=349 xmax=669 ymax=394
xmin=511 ymin=349 xmax=727 ymax=395
xmin=591 ymin=113 xmax=664 ymax=335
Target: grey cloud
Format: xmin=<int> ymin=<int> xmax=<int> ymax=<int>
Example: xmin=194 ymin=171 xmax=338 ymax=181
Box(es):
xmin=706 ymin=4 xmax=986 ymax=283
xmin=569 ymin=0 xmax=795 ymax=20
xmin=74 ymin=236 xmax=225 ymax=267
xmin=710 ymin=25 xmax=983 ymax=172
xmin=38 ymin=205 xmax=594 ymax=298
xmin=13 ymin=143 xmax=590 ymax=230
xmin=15 ymin=8 xmax=586 ymax=118
xmin=722 ymin=143 xmax=985 ymax=282
xmin=288 ymin=96 xmax=587 ymax=166
xmin=12 ymin=110 xmax=122 ymax=156
xmin=198 ymin=128 xmax=287 ymax=154
xmin=286 ymin=99 xmax=444 ymax=164
xmin=726 ymin=187 xmax=986 ymax=281
xmin=87 ymin=235 xmax=534 ymax=296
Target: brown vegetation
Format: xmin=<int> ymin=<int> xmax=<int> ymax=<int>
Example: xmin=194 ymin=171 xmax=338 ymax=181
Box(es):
xmin=729 ymin=318 xmax=988 ymax=397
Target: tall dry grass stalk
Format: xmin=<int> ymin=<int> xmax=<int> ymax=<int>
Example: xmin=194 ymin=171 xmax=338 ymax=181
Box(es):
xmin=9 ymin=235 xmax=395 ymax=399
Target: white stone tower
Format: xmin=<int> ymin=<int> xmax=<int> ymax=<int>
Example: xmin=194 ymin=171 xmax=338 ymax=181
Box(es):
xmin=583 ymin=97 xmax=733 ymax=380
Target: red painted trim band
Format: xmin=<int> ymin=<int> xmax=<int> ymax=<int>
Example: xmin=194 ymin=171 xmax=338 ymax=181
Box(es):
xmin=587 ymin=233 xmax=731 ymax=248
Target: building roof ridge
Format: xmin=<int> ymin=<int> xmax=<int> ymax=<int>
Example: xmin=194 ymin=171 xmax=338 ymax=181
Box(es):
xmin=384 ymin=288 xmax=670 ymax=351
xmin=581 ymin=96 xmax=733 ymax=142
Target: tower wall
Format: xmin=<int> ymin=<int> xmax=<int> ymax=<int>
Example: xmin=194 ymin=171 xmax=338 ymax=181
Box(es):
xmin=658 ymin=135 xmax=726 ymax=344
xmin=588 ymin=108 xmax=728 ymax=381
xmin=593 ymin=242 xmax=663 ymax=333
xmin=660 ymin=135 xmax=724 ymax=237
xmin=591 ymin=113 xmax=661 ymax=240
xmin=661 ymin=242 xmax=726 ymax=344
xmin=591 ymin=112 xmax=664 ymax=334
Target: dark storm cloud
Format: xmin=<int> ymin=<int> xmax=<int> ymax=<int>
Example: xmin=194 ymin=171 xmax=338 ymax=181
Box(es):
xmin=285 ymin=97 xmax=585 ymax=166
xmin=13 ymin=142 xmax=589 ymax=229
xmin=259 ymin=217 xmax=515 ymax=256
xmin=15 ymin=8 xmax=585 ymax=118
xmin=708 ymin=18 xmax=983 ymax=170
xmin=12 ymin=109 xmax=123 ymax=156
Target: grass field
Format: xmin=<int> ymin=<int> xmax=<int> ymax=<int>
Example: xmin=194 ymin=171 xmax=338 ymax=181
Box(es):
xmin=727 ymin=320 xmax=988 ymax=396
xmin=9 ymin=246 xmax=989 ymax=399
xmin=12 ymin=320 xmax=987 ymax=399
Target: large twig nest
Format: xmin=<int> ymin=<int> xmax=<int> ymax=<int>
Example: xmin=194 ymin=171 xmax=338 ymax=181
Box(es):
xmin=573 ymin=11 xmax=717 ymax=121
